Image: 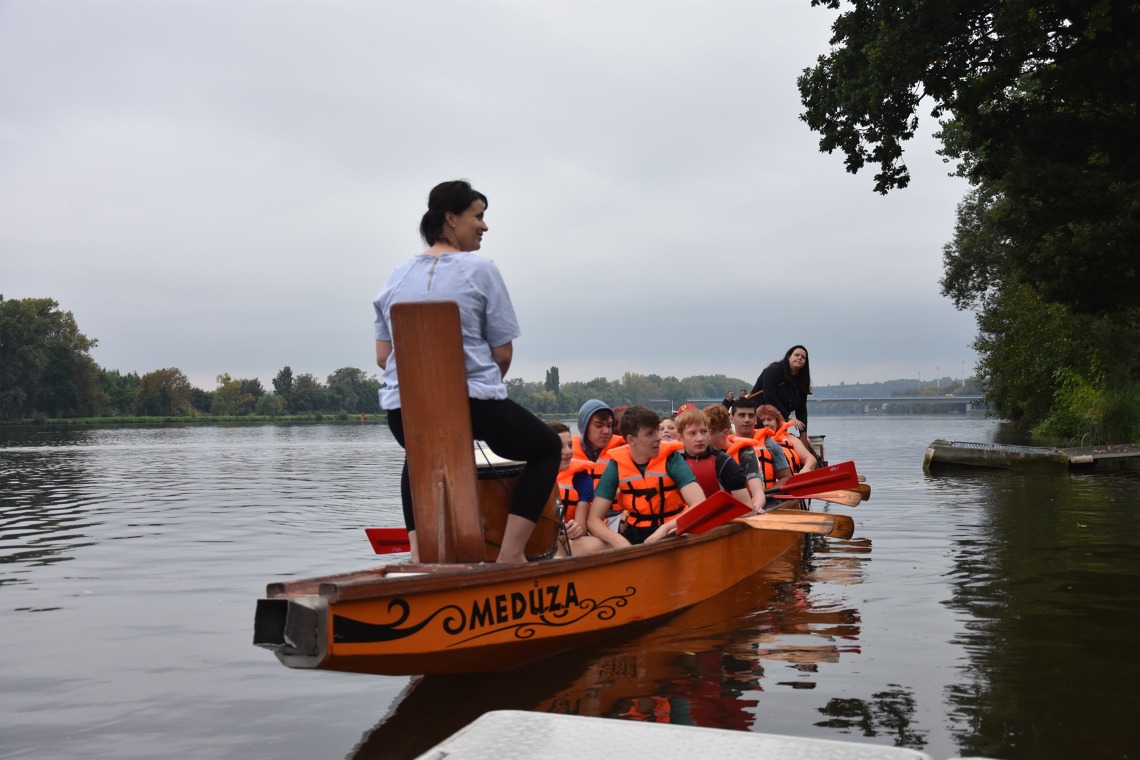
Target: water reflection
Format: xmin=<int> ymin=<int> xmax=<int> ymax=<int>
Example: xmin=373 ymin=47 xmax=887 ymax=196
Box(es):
xmin=816 ymin=685 xmax=926 ymax=750
xmin=0 ymin=440 xmax=101 ymax=583
xmin=349 ymin=545 xmax=871 ymax=760
xmin=939 ymin=466 xmax=1140 ymax=758
xmin=18 ymin=417 xmax=1138 ymax=759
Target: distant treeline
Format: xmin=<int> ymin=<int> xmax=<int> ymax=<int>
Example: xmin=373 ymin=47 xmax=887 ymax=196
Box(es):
xmin=2 ymin=294 xmax=971 ymax=424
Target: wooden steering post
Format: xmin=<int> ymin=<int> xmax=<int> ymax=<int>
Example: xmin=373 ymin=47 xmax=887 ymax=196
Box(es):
xmin=390 ymin=301 xmax=485 ymax=563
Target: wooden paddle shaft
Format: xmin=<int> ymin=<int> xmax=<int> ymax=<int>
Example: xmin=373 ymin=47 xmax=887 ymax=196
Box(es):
xmin=390 ymin=301 xmax=485 ymax=563
xmin=737 ymin=512 xmax=855 ymax=540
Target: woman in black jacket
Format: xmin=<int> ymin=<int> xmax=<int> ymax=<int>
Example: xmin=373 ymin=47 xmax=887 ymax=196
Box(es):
xmin=749 ymin=345 xmax=811 ymax=433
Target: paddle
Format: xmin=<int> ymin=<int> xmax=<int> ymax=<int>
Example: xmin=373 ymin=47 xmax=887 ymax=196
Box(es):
xmin=365 ymin=527 xmax=411 ymax=554
xmin=366 ymin=460 xmax=865 ymax=551
xmin=737 ymin=511 xmax=856 ymax=540
xmin=765 ymin=460 xmax=859 ymax=498
xmin=675 ymin=461 xmax=862 ymax=536
xmin=772 ymin=489 xmax=863 ymax=508
xmin=857 ymin=483 xmax=872 ymax=501
xmin=675 ymin=491 xmax=753 ymax=535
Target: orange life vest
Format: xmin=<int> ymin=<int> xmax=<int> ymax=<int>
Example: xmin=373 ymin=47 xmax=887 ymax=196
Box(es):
xmin=556 ymin=458 xmax=596 ymax=521
xmin=769 ymin=421 xmax=804 ymax=473
xmin=730 ymin=433 xmax=778 ymax=489
xmin=607 ymin=444 xmax=687 ymax=529
xmin=560 ymin=434 xmax=626 ymax=505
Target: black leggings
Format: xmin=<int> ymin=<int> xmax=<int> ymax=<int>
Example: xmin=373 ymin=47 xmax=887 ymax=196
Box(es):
xmin=386 ymin=398 xmax=561 ymax=531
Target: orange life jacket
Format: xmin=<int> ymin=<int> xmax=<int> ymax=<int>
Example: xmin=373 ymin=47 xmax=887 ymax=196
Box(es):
xmin=769 ymin=421 xmax=804 ymax=473
xmin=730 ymin=433 xmax=778 ymax=489
xmin=607 ymin=444 xmax=687 ymax=529
xmin=560 ymin=434 xmax=626 ymax=505
xmin=555 ymin=458 xmax=596 ymax=521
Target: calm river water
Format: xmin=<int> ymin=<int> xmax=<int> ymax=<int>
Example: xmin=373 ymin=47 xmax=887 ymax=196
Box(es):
xmin=2 ymin=416 xmax=1139 ymax=759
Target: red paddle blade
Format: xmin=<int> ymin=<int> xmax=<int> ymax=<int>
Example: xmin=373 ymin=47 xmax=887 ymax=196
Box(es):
xmin=676 ymin=491 xmax=753 ymax=535
xmin=365 ymin=527 xmax=411 ymax=554
xmin=772 ymin=461 xmax=859 ymax=497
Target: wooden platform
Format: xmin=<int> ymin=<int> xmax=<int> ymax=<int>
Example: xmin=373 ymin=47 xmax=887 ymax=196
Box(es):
xmin=923 ymin=439 xmax=1140 ymax=470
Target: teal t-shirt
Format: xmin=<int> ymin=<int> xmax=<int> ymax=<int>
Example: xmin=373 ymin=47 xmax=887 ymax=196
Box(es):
xmin=595 ymin=451 xmax=696 ymax=501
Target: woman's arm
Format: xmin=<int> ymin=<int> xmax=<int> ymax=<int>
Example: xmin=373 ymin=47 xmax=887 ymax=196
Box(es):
xmin=761 ymin=365 xmax=793 ymax=418
xmin=794 ymin=393 xmax=808 ymax=431
xmin=491 ymin=341 xmax=513 ymax=378
xmin=375 ymin=339 xmax=392 ymax=369
xmin=790 ymin=436 xmax=817 ymax=471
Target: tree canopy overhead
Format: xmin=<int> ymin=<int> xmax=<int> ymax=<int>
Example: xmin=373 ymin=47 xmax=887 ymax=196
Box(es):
xmin=798 ymin=0 xmax=1140 ymax=314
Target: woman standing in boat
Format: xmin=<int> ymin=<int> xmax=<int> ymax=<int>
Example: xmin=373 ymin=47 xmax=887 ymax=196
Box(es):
xmin=750 ymin=345 xmax=812 ymax=434
xmin=373 ymin=180 xmax=561 ymax=564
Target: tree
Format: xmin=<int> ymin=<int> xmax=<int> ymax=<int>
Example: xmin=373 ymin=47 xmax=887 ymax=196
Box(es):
xmin=272 ymin=366 xmax=294 ymax=411
xmin=326 ymin=367 xmax=362 ymax=412
xmin=324 ymin=367 xmax=382 ymax=414
xmin=99 ymin=369 xmax=140 ymax=416
xmin=291 ymin=373 xmax=326 ymax=412
xmin=239 ymin=378 xmax=265 ymax=401
xmin=255 ymin=393 xmax=286 ymax=416
xmin=211 ymin=373 xmax=256 ymax=416
xmin=798 ymin=0 xmax=1140 ymax=314
xmin=941 ymin=183 xmax=1140 ymax=431
xmin=133 ymin=368 xmax=194 ymax=416
xmin=0 ymin=296 xmax=106 ymax=419
xmin=544 ymin=366 xmax=560 ymax=397
xmin=188 ymin=387 xmax=213 ymax=414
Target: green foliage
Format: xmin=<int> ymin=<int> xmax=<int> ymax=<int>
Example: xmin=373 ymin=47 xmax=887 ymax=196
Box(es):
xmin=290 ymin=373 xmax=327 ymax=413
xmin=272 ymin=366 xmax=294 ymax=408
xmin=507 ymin=373 xmax=750 ymax=415
xmin=133 ymin=368 xmax=195 ymax=416
xmin=211 ymin=373 xmax=256 ymax=416
xmin=99 ymin=369 xmax=140 ymax=416
xmin=0 ymin=295 xmax=106 ymax=419
xmin=801 ymin=0 xmax=1140 ymax=314
xmin=544 ymin=366 xmax=560 ymax=396
xmin=255 ymin=394 xmax=287 ymax=417
xmin=1034 ymin=370 xmax=1140 ymax=444
xmin=968 ymin=281 xmax=1140 ymax=431
xmin=325 ymin=367 xmax=381 ymax=414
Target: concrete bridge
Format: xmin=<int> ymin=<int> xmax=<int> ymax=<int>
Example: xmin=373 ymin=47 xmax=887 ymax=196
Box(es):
xmin=808 ymin=395 xmax=986 ymax=413
xmin=651 ymin=395 xmax=987 ymax=415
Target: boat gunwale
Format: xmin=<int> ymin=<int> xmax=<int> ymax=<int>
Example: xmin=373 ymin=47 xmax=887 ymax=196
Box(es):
xmin=267 ymin=515 xmax=798 ymax=604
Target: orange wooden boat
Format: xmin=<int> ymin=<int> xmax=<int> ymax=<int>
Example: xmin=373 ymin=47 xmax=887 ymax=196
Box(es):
xmin=252 ymin=302 xmax=859 ymax=676
xmin=254 ymin=514 xmax=806 ymax=675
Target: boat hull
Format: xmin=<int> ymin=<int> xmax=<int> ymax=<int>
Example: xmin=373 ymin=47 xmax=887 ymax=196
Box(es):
xmin=254 ymin=521 xmax=801 ymax=676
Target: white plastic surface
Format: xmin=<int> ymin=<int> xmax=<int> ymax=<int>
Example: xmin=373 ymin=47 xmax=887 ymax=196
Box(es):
xmin=413 ymin=710 xmax=939 ymax=760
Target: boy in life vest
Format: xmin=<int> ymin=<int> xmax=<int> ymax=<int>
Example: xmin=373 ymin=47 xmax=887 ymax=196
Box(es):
xmin=702 ymin=404 xmax=769 ymax=512
xmin=730 ymin=396 xmax=793 ymax=489
xmin=658 ymin=416 xmax=680 ymax=442
xmin=555 ymin=399 xmax=626 ymax=539
xmin=586 ymin=405 xmax=707 ymax=547
xmin=548 ymin=421 xmax=609 ymax=556
xmin=673 ymin=407 xmax=752 ymax=508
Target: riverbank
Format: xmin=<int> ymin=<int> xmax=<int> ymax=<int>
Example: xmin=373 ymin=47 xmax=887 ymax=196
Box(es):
xmin=0 ymin=412 xmax=390 ymax=426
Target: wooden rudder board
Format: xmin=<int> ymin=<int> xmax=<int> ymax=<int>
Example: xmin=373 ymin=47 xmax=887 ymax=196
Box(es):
xmin=391 ymin=301 xmax=485 ymax=563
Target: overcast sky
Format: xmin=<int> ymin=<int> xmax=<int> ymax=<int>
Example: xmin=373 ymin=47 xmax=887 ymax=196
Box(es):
xmin=1 ymin=1 xmax=979 ymax=391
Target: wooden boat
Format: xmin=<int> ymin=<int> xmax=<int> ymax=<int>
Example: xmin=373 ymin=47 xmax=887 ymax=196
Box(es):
xmin=252 ymin=302 xmax=859 ymax=677
xmin=254 ymin=516 xmax=805 ymax=675
xmin=347 ymin=552 xmax=866 ymax=758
